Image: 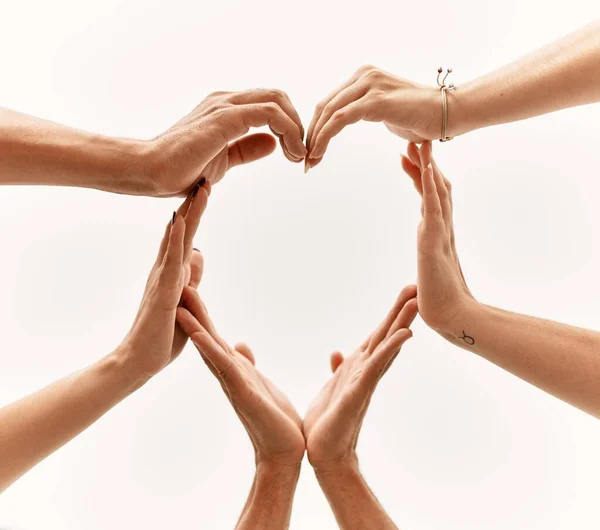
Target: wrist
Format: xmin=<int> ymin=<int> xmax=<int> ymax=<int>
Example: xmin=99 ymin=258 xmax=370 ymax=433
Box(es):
xmin=311 ymin=453 xmax=359 ymax=477
xmin=106 ymin=346 xmax=153 ymax=394
xmin=447 ymin=81 xmax=487 ymax=137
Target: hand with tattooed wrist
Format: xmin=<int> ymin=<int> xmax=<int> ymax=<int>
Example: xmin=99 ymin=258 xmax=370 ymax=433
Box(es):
xmin=402 ymin=141 xmax=600 ymax=419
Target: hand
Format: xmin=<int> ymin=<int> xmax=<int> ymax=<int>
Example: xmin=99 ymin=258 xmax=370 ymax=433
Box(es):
xmin=303 ymin=286 xmax=418 ymax=471
xmin=176 ymin=289 xmax=305 ymax=467
xmin=146 ymin=89 xmax=307 ymax=196
xmin=400 ymin=142 xmax=475 ymax=336
xmin=305 ymin=65 xmax=440 ymax=170
xmin=118 ymin=180 xmax=210 ymax=381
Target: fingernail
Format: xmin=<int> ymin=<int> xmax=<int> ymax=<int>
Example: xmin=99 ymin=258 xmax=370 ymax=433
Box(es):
xmin=191 ymin=182 xmax=201 ymax=198
xmin=198 ymin=177 xmax=207 ymax=187
xmin=193 ymin=247 xmax=200 ymax=253
xmin=304 ymin=159 xmax=309 ymax=174
xmin=171 ymin=211 xmax=176 ymax=225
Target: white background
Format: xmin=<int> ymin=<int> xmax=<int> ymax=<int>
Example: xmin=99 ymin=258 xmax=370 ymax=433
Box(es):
xmin=1 ymin=1 xmax=599 ymax=529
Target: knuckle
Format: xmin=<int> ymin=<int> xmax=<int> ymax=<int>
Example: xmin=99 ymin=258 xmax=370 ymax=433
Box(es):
xmin=358 ymin=64 xmax=377 ymax=75
xmin=267 ymin=87 xmax=287 ymax=100
xmin=208 ymin=90 xmax=227 ymax=100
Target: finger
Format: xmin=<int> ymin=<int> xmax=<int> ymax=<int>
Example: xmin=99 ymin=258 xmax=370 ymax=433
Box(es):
xmin=160 ymin=213 xmax=186 ymax=289
xmin=418 ymin=141 xmax=433 ymax=168
xmin=214 ymin=102 xmax=306 ymax=160
xmin=330 ymin=351 xmax=344 ymax=373
xmin=430 ymin=161 xmax=451 ymax=225
xmin=366 ymin=284 xmax=418 ymax=355
xmin=227 ymin=133 xmax=277 ymax=169
xmin=188 ymin=249 xmax=204 ymax=289
xmin=309 ymin=81 xmax=368 ymax=159
xmin=228 ymin=88 xmax=305 ymax=144
xmin=421 ymin=164 xmax=443 ymax=223
xmin=385 ymin=296 xmax=418 ymax=339
xmin=182 ymin=182 xmax=210 ymax=263
xmin=368 ymin=328 xmax=413 ymax=382
xmin=401 ymin=155 xmax=423 ymax=196
xmin=306 ymin=71 xmax=364 ymax=153
xmin=177 ymin=307 xmax=241 ymax=388
xmin=310 ymin=97 xmax=370 ymax=160
xmin=153 ymin=194 xmax=196 ymax=268
xmin=234 ymin=343 xmax=256 ymax=365
xmin=180 ymin=285 xmax=232 ymax=354
xmin=407 ymin=142 xmax=422 ymax=169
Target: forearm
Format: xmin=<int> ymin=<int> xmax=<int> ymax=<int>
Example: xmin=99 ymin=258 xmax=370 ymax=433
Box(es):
xmin=315 ymin=463 xmax=398 ymax=530
xmin=450 ymin=20 xmax=600 ymax=136
xmin=0 ymin=348 xmax=146 ymax=492
xmin=236 ymin=462 xmax=301 ymax=530
xmin=0 ymin=107 xmax=150 ymax=194
xmin=444 ymin=300 xmax=600 ymax=417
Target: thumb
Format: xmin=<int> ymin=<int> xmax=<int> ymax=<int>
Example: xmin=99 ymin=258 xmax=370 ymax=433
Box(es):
xmin=227 ymin=133 xmax=277 ymax=169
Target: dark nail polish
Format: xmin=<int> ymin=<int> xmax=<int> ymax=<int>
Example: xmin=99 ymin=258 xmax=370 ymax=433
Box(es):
xmin=172 ymin=211 xmax=176 ymax=225
xmin=199 ymin=177 xmax=207 ymax=187
xmin=191 ymin=182 xmax=201 ymax=198
xmin=193 ymin=247 xmax=200 ymax=253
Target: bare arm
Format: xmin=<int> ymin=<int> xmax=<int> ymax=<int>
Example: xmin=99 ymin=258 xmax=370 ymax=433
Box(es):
xmin=303 ymin=286 xmax=418 ymax=529
xmin=451 ymin=20 xmax=600 ymax=136
xmin=306 ymin=20 xmax=600 ymax=168
xmin=0 ymin=88 xmax=305 ymax=196
xmin=402 ymin=142 xmax=600 ymax=418
xmin=449 ymin=303 xmax=600 ymax=417
xmin=236 ymin=463 xmax=301 ymax=530
xmin=176 ymin=287 xmax=306 ymax=529
xmin=0 ymin=107 xmax=146 ymax=193
xmin=315 ymin=466 xmax=398 ymax=530
xmin=0 ymin=351 xmax=144 ymax=492
xmin=0 ymin=183 xmax=209 ymax=492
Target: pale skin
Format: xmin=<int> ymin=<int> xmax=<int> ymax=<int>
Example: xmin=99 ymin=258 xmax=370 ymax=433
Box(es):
xmin=176 ymin=287 xmax=304 ymax=530
xmin=176 ymin=282 xmax=417 ymax=529
xmin=0 ymin=180 xmax=210 ymax=494
xmin=402 ymin=141 xmax=600 ymax=418
xmin=305 ymin=20 xmax=600 ymax=169
xmin=303 ymin=287 xmax=418 ymax=530
xmin=0 ymin=88 xmax=306 ymax=196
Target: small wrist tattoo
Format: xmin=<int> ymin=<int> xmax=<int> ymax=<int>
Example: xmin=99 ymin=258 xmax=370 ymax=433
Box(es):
xmin=459 ymin=331 xmax=475 ymax=346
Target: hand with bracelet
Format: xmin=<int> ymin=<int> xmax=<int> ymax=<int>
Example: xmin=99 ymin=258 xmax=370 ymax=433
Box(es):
xmin=402 ymin=141 xmax=600 ymax=418
xmin=0 ymin=180 xmax=210 ymax=493
xmin=305 ymin=20 xmax=600 ymax=170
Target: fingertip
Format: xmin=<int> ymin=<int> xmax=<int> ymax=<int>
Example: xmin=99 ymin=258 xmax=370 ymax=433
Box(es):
xmin=330 ymin=351 xmax=344 ymax=373
xmin=234 ymin=343 xmax=256 ymax=365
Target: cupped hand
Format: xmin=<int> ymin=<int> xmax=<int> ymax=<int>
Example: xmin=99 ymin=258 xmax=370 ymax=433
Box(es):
xmin=303 ymin=286 xmax=418 ymax=471
xmin=401 ymin=142 xmax=475 ymax=336
xmin=146 ymin=89 xmax=307 ymax=197
xmin=305 ymin=66 xmax=440 ymax=170
xmin=119 ymin=180 xmax=211 ymax=381
xmin=177 ymin=288 xmax=305 ymax=467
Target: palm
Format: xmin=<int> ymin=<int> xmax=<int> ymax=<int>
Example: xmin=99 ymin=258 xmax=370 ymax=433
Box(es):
xmin=304 ymin=349 xmax=369 ymax=466
xmin=231 ymin=349 xmax=305 ymax=464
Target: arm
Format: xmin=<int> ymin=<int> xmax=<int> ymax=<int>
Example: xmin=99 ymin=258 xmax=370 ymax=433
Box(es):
xmin=306 ymin=20 xmax=600 ymax=168
xmin=401 ymin=142 xmax=600 ymax=418
xmin=315 ymin=466 xmax=398 ymax=530
xmin=0 ymin=88 xmax=306 ymax=196
xmin=176 ymin=289 xmax=305 ymax=529
xmin=303 ymin=286 xmax=418 ymax=530
xmin=451 ymin=20 xmax=600 ymax=136
xmin=236 ymin=462 xmax=301 ymax=530
xmin=0 ymin=181 xmax=210 ymax=493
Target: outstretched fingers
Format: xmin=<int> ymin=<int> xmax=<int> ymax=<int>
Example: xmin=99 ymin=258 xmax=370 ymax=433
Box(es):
xmin=176 ymin=306 xmax=241 ymax=390
xmin=366 ymin=285 xmax=418 ymax=355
